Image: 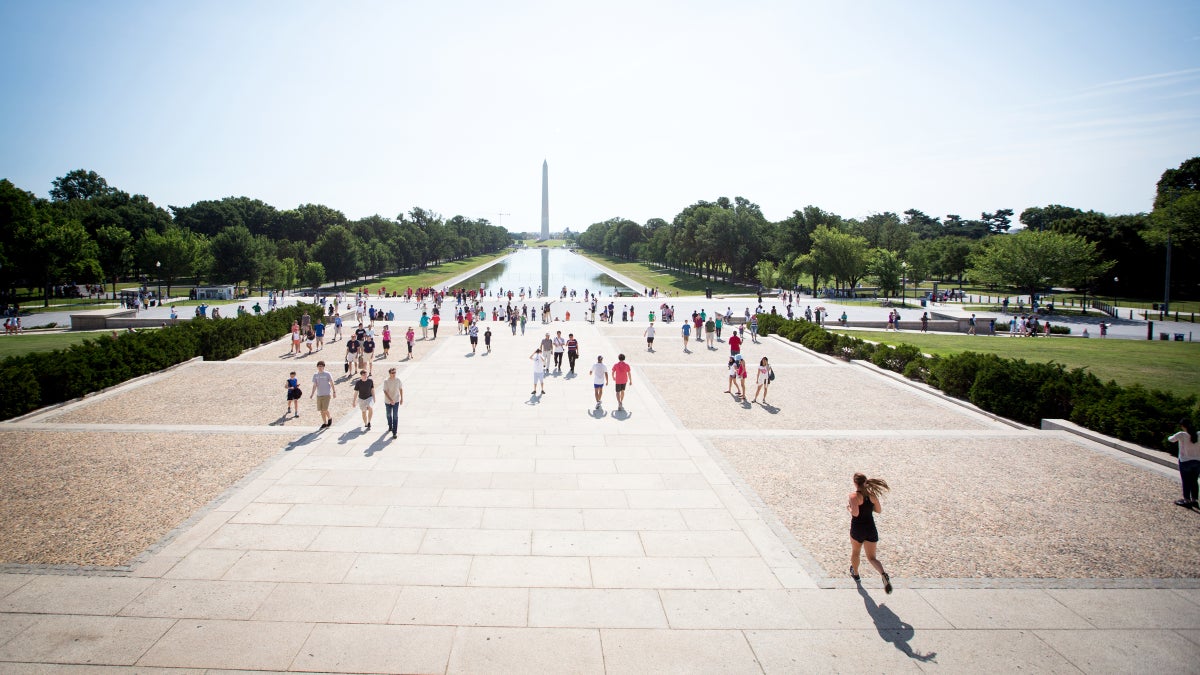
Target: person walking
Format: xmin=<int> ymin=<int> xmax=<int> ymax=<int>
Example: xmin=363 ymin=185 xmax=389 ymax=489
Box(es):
xmin=735 ymin=354 xmax=748 ymax=400
xmin=484 ymin=326 xmax=493 ymax=353
xmin=705 ymin=316 xmax=716 ymax=349
xmin=310 ymin=361 xmax=336 ymax=429
xmin=540 ymin=333 xmax=554 ymax=373
xmin=285 ymin=371 xmax=302 ymax=417
xmin=728 ymin=330 xmax=742 ymax=357
xmin=848 ymin=472 xmax=892 ymax=594
xmin=530 ymin=347 xmax=547 ymax=395
xmin=566 ymin=333 xmax=579 ymax=373
xmin=362 ymin=333 xmax=376 ymax=375
xmin=353 ymin=369 xmax=375 ymax=431
xmin=644 ymin=322 xmax=656 ymax=352
xmin=1169 ymin=418 xmax=1200 ymax=507
xmin=419 ymin=311 xmax=430 ymax=339
xmin=749 ymin=314 xmax=759 ymax=343
xmin=344 ymin=334 xmax=360 ymax=375
xmin=611 ymin=353 xmax=632 ymax=412
xmin=589 ymin=355 xmax=609 ymax=409
xmin=381 ymin=325 xmax=391 ymax=358
xmin=432 ymin=312 xmax=441 ymax=338
xmin=725 ymin=356 xmax=741 ymax=398
xmin=382 ymin=367 xmax=403 ymax=439
xmin=405 ymin=327 xmax=415 ymax=360
xmin=468 ymin=322 xmax=479 ymax=354
xmin=680 ymin=321 xmax=691 ymax=352
xmin=553 ymin=331 xmax=566 ymax=371
xmin=752 ymin=356 xmax=773 ymax=404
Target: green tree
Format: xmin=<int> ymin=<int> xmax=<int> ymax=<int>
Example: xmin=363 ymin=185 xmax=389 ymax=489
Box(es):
xmin=808 ymin=226 xmax=871 ymax=291
xmin=209 ymin=225 xmax=264 ymax=288
xmin=870 ymin=248 xmax=903 ymax=297
xmin=311 ymin=225 xmax=363 ymax=284
xmin=135 ymin=227 xmax=206 ymax=296
xmin=301 ymin=261 xmax=326 ymax=290
xmin=20 ymin=216 xmax=103 ymax=306
xmin=95 ymin=225 xmax=133 ymax=298
xmin=967 ymin=230 xmax=1113 ymax=300
xmin=49 ymin=169 xmax=114 ymax=202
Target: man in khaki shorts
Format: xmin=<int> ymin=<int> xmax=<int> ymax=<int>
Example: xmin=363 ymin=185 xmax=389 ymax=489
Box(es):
xmin=310 ymin=361 xmax=336 ymax=430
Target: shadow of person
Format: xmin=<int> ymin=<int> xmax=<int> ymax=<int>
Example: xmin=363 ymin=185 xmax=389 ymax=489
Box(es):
xmin=282 ymin=430 xmax=323 ymax=451
xmin=589 ymin=407 xmax=608 ymax=419
xmin=526 ymin=393 xmax=542 ymax=405
xmin=761 ymin=402 xmax=781 ymax=414
xmin=612 ymin=409 xmax=632 ymax=421
xmin=856 ymin=583 xmax=937 ymax=663
xmin=363 ymin=435 xmax=390 ymax=457
xmin=268 ymin=414 xmax=291 ymax=427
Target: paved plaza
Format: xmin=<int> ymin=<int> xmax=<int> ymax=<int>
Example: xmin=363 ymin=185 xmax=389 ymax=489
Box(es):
xmin=1 ymin=279 xmax=1199 ymax=671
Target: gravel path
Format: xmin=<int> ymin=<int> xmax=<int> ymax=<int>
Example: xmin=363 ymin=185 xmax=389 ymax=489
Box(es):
xmin=0 ymin=431 xmax=280 ymax=566
xmin=713 ymin=436 xmax=1200 ymax=579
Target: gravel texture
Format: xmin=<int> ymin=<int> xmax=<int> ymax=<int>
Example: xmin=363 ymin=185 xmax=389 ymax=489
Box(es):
xmin=713 ymin=436 xmax=1200 ymax=579
xmin=46 ymin=361 xmax=359 ymax=427
xmin=0 ymin=431 xmax=280 ymax=566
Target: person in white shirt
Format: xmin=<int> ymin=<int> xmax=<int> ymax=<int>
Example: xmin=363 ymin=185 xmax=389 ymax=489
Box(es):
xmin=530 ymin=347 xmax=547 ymax=396
xmin=1169 ymin=418 xmax=1200 ymax=507
xmin=589 ymin=355 xmax=609 ymax=409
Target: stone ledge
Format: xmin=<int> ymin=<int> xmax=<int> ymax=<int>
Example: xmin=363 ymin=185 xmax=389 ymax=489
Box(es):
xmin=1041 ymin=418 xmax=1176 ymax=469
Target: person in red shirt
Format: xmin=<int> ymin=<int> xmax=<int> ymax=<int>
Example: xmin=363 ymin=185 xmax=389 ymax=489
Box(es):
xmin=728 ymin=331 xmax=742 ymax=356
xmin=431 ymin=313 xmax=441 ymax=338
xmin=611 ymin=353 xmax=633 ymax=412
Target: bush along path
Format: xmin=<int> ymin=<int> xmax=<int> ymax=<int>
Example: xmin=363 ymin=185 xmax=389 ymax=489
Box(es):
xmin=756 ymin=314 xmax=1198 ymax=453
xmin=0 ymin=304 xmax=322 ymax=421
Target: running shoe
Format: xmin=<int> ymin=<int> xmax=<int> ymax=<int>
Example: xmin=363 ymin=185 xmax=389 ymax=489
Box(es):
xmin=882 ymin=572 xmax=892 ymax=594
xmin=849 ymin=566 xmax=860 ymax=582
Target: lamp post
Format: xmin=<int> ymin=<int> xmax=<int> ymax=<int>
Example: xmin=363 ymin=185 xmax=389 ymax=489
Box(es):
xmin=156 ymin=261 xmax=162 ymax=305
xmin=900 ymin=261 xmax=907 ymax=306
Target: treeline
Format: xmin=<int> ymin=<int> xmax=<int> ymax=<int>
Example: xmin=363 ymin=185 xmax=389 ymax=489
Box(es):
xmin=574 ymin=158 xmax=1200 ymax=301
xmin=0 ymin=170 xmax=512 ymax=304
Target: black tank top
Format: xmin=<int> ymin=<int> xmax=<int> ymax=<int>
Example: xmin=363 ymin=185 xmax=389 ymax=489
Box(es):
xmin=851 ymin=493 xmax=875 ymax=529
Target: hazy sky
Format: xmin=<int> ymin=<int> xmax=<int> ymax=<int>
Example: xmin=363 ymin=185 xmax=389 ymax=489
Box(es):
xmin=2 ymin=1 xmax=1197 ymax=232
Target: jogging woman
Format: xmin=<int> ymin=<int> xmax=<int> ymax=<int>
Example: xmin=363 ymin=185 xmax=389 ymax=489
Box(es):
xmin=848 ymin=472 xmax=892 ymax=594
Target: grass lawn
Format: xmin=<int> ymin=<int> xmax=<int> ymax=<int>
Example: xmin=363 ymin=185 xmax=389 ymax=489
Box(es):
xmin=829 ymin=329 xmax=1200 ymax=400
xmin=573 ymin=252 xmax=749 ymax=297
xmin=521 ymin=239 xmax=568 ymax=247
xmin=367 ymin=251 xmax=511 ymax=290
xmin=0 ymin=331 xmax=109 ymax=360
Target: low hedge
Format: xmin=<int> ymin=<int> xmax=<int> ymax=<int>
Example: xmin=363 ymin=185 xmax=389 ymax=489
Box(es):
xmin=0 ymin=304 xmax=322 ymax=420
xmin=758 ymin=314 xmax=1197 ymax=453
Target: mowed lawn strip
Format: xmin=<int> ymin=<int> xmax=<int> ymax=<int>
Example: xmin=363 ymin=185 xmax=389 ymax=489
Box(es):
xmin=829 ymin=329 xmax=1200 ymax=401
xmin=573 ymin=251 xmax=748 ymax=296
xmin=369 ymin=250 xmax=511 ymax=290
xmin=0 ymin=331 xmax=103 ymax=360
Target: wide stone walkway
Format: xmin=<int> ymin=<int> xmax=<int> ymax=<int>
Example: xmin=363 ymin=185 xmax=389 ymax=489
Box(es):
xmin=1 ymin=306 xmax=1198 ymax=672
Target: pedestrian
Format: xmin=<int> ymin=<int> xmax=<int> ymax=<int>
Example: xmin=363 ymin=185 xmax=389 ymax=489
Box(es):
xmin=553 ymin=330 xmax=566 ymax=370
xmin=589 ymin=355 xmax=609 ymax=409
xmin=611 ymin=353 xmax=632 ymax=412
xmin=1169 ymin=418 xmax=1200 ymax=508
xmin=725 ymin=356 xmax=741 ymax=398
xmin=344 ymin=334 xmax=360 ymax=374
xmin=735 ymin=354 xmax=748 ymax=399
xmin=419 ymin=312 xmax=430 ymax=339
xmin=520 ymin=314 xmax=527 ymax=335
xmin=382 ymin=367 xmax=403 ymax=440
xmin=314 ymin=318 xmax=325 ymax=349
xmin=728 ymin=330 xmax=742 ymax=356
xmin=752 ymin=356 xmax=772 ymax=404
xmin=381 ymin=325 xmax=391 ymax=358
xmin=643 ymin=322 xmax=656 ymax=352
xmin=749 ymin=314 xmax=759 ymax=343
xmin=920 ymin=312 xmax=929 ymax=333
xmin=432 ymin=313 xmax=440 ymax=338
xmin=469 ymin=322 xmax=479 ymax=353
xmin=680 ymin=321 xmax=691 ymax=352
xmin=310 ymin=361 xmax=336 ymax=429
xmin=848 ymin=472 xmax=892 ymax=594
xmin=290 ymin=322 xmax=302 ymax=354
xmin=304 ymin=328 xmax=315 ymax=354
xmin=353 ymin=369 xmax=375 ymax=431
xmin=540 ymin=333 xmax=554 ymax=372
xmin=715 ymin=314 xmax=723 ymax=340
xmin=362 ymin=333 xmax=376 ymax=375
xmin=332 ymin=313 xmax=343 ymax=341
xmin=286 ymin=371 xmax=302 ymax=417
xmin=705 ymin=316 xmax=715 ymax=349
xmin=566 ymin=333 xmax=579 ymax=373
xmin=530 ymin=347 xmax=547 ymax=395
xmin=484 ymin=326 xmax=493 ymax=353
xmin=405 ymin=327 xmax=415 ymax=360
xmin=968 ymin=313 xmax=977 ymax=336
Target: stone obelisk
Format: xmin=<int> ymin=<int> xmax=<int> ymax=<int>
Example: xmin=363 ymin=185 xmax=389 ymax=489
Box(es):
xmin=540 ymin=160 xmax=550 ymax=240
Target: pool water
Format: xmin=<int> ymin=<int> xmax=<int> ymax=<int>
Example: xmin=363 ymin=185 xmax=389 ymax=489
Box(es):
xmin=456 ymin=248 xmax=633 ymax=298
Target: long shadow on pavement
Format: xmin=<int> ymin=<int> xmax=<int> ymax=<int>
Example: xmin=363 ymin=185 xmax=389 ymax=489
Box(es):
xmin=856 ymin=583 xmax=937 ymax=663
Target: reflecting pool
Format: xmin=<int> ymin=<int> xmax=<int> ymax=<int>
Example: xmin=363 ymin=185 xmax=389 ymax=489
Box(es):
xmin=456 ymin=248 xmax=633 ymax=297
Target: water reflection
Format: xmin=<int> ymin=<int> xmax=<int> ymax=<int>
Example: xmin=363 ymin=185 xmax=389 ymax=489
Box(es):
xmin=457 ymin=248 xmax=631 ymax=297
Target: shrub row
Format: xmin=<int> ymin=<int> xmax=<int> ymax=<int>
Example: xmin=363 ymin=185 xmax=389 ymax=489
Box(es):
xmin=0 ymin=304 xmax=322 ymax=421
xmin=756 ymin=313 xmax=1197 ymax=453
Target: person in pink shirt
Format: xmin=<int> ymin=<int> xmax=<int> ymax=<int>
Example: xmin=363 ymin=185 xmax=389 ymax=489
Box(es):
xmin=611 ymin=353 xmax=632 ymax=412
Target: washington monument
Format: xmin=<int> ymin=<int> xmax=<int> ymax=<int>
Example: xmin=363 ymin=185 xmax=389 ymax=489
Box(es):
xmin=540 ymin=159 xmax=549 ymax=240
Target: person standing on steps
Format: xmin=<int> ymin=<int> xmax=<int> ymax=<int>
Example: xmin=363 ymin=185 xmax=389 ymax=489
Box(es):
xmin=540 ymin=333 xmax=554 ymax=373
xmin=310 ymin=361 xmax=336 ymax=429
xmin=553 ymin=330 xmax=566 ymax=371
xmin=382 ymin=367 xmax=403 ymax=440
xmin=353 ymin=369 xmax=375 ymax=431
xmin=752 ymin=356 xmax=772 ymax=404
xmin=589 ymin=355 xmax=608 ymax=409
xmin=566 ymin=333 xmax=579 ymax=373
xmin=611 ymin=353 xmax=632 ymax=412
xmin=644 ymin=322 xmax=656 ymax=352
xmin=405 ymin=326 xmax=415 ymax=360
xmin=848 ymin=472 xmax=892 ymax=594
xmin=1169 ymin=418 xmax=1200 ymax=508
xmin=530 ymin=347 xmax=547 ymax=395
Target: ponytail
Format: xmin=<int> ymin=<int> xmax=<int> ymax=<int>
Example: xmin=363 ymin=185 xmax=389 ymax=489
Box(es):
xmin=1182 ymin=419 xmax=1198 ymax=445
xmin=854 ymin=472 xmax=890 ymax=504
